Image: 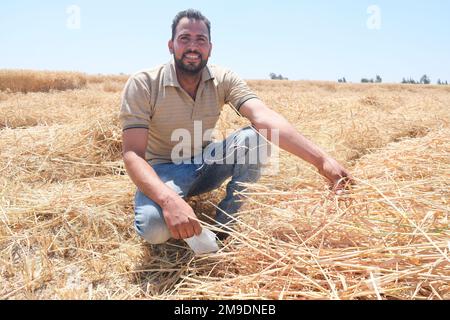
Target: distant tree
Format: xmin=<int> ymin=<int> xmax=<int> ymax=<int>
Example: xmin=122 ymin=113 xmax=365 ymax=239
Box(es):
xmin=338 ymin=77 xmax=347 ymax=83
xmin=375 ymin=75 xmax=382 ymax=83
xmin=446 ymin=81 xmax=449 ymax=85
xmin=269 ymin=73 xmax=288 ymax=80
xmin=437 ymin=79 xmax=442 ymax=85
xmin=403 ymin=77 xmax=417 ymax=84
xmin=420 ymin=74 xmax=431 ymax=84
xmin=363 ymin=78 xmax=375 ymax=83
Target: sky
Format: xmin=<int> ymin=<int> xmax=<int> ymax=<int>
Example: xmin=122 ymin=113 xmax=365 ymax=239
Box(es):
xmin=1 ymin=0 xmax=449 ymax=83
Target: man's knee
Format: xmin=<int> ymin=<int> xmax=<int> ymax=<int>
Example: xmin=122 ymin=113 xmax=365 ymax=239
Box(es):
xmin=236 ymin=126 xmax=259 ymax=143
xmin=134 ymin=202 xmax=171 ymax=245
xmin=235 ymin=127 xmax=269 ymax=166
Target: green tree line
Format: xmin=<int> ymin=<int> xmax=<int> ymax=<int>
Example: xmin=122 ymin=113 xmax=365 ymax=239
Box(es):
xmin=335 ymin=74 xmax=448 ymax=85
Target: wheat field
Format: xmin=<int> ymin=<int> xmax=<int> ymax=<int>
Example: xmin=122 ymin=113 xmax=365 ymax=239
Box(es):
xmin=0 ymin=70 xmax=448 ymax=300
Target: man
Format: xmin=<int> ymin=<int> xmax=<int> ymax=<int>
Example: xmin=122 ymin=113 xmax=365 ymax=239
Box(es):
xmin=120 ymin=9 xmax=352 ymax=244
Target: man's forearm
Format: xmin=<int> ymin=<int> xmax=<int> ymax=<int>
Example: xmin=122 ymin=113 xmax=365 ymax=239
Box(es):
xmin=253 ymin=110 xmax=328 ymax=169
xmin=123 ymin=152 xmax=179 ymax=206
xmin=240 ymin=99 xmax=351 ymax=188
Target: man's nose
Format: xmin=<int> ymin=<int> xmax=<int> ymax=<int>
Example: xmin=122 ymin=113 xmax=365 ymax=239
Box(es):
xmin=186 ymin=39 xmax=202 ymax=48
xmin=187 ymin=42 xmax=198 ymax=50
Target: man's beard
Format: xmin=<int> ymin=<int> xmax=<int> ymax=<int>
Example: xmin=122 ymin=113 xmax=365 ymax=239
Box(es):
xmin=174 ymin=52 xmax=208 ymax=75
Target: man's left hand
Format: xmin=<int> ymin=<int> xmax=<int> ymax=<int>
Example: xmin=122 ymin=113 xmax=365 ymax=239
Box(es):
xmin=318 ymin=157 xmax=353 ymax=194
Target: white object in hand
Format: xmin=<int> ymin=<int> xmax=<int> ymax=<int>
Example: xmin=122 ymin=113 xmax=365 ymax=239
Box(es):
xmin=184 ymin=228 xmax=219 ymax=254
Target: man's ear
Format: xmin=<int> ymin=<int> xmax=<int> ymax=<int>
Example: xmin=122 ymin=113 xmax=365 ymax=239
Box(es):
xmin=168 ymin=40 xmax=174 ymax=54
xmin=208 ymin=43 xmax=213 ymax=58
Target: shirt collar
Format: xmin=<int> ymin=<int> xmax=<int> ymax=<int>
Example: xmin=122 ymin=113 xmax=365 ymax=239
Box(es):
xmin=163 ymin=57 xmax=214 ymax=87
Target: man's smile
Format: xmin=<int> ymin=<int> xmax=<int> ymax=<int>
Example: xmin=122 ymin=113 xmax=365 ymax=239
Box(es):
xmin=183 ymin=53 xmax=201 ymax=61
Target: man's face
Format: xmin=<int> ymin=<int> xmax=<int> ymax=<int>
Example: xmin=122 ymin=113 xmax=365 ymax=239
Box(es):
xmin=169 ymin=17 xmax=212 ymax=75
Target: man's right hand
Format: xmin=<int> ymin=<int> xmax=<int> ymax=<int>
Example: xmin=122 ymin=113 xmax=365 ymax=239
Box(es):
xmin=122 ymin=128 xmax=202 ymax=240
xmin=160 ymin=195 xmax=202 ymax=240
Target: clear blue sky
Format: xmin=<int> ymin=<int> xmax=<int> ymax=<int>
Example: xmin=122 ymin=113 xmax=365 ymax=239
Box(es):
xmin=1 ymin=0 xmax=449 ymax=83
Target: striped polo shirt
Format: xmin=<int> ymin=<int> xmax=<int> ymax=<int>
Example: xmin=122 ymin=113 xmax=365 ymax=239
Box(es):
xmin=119 ymin=58 xmax=258 ymax=165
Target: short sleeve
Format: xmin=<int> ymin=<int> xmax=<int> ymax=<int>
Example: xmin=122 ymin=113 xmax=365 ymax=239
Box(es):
xmin=223 ymin=70 xmax=258 ymax=113
xmin=119 ymin=73 xmax=152 ymax=131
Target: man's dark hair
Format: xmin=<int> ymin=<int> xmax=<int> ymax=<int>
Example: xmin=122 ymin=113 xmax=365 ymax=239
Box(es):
xmin=171 ymin=9 xmax=211 ymax=41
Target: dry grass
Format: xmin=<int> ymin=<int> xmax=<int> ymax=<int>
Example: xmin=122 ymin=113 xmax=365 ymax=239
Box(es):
xmin=102 ymin=81 xmax=126 ymax=93
xmin=86 ymin=74 xmax=128 ymax=93
xmin=87 ymin=74 xmax=129 ymax=84
xmin=0 ymin=89 xmax=120 ymax=129
xmin=0 ymin=118 xmax=123 ymax=184
xmin=0 ymin=73 xmax=449 ymax=300
xmin=0 ymin=70 xmax=87 ymax=93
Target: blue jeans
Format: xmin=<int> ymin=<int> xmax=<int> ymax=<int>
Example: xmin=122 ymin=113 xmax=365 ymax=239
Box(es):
xmin=134 ymin=126 xmax=268 ymax=244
